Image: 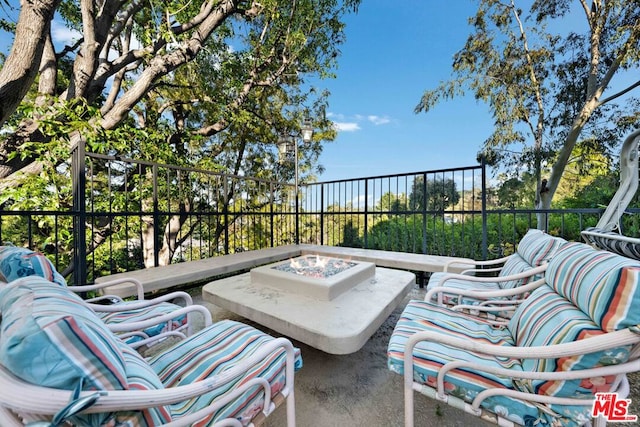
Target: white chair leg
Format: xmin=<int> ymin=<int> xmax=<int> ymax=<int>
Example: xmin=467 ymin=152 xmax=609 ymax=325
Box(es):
xmin=286 ymin=391 xmax=296 ymax=427
xmin=404 ymin=377 xmax=414 ymax=427
xmin=591 ymin=414 xmax=607 ymax=427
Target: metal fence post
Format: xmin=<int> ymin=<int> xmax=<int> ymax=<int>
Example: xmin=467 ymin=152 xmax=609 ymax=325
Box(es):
xmin=421 ymin=172 xmax=428 ymax=254
xmin=481 ymin=157 xmax=488 ymax=260
xmin=223 ymin=177 xmax=229 ymax=254
xmin=363 ymin=180 xmax=369 ymax=248
xmin=71 ymin=139 xmax=87 ymax=285
xmin=270 ymin=181 xmax=275 ymax=247
xmin=320 ymin=184 xmax=325 ymax=245
xmin=152 ymin=164 xmax=160 ymax=267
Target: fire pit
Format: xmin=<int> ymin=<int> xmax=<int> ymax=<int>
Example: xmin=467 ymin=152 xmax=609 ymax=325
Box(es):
xmin=250 ymin=255 xmax=376 ymax=301
xmin=203 ymin=253 xmax=415 ymax=354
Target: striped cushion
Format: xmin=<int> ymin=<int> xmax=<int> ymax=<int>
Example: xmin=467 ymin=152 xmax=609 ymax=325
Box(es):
xmin=0 ymin=246 xmax=66 ymax=286
xmin=425 ymin=229 xmax=563 ymax=296
xmin=516 ymin=229 xmax=565 ymax=267
xmin=0 ymin=277 xmax=171 ymax=426
xmin=583 ymin=227 xmax=640 ymax=260
xmin=425 ymin=255 xmax=532 ymax=308
xmin=545 ymin=241 xmax=640 ymax=331
xmin=498 ymin=254 xmax=537 ymax=289
xmin=149 ymin=320 xmax=303 ymax=425
xmin=119 ymin=345 xmax=173 ymax=424
xmin=508 ymin=285 xmax=631 ymax=398
xmin=426 ymin=275 xmax=501 ymax=293
xmin=97 ymin=302 xmax=188 ymax=344
xmin=0 ymin=246 xmax=187 ymax=344
xmin=388 ymin=300 xmax=545 ymax=425
xmin=427 ymin=255 xmax=533 ymax=291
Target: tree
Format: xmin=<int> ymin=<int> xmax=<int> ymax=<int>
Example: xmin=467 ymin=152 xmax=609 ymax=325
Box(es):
xmin=0 ymin=0 xmax=360 ymax=268
xmin=375 ymin=191 xmax=408 ymax=214
xmin=495 ymin=175 xmax=537 ymax=208
xmin=0 ymin=0 xmax=60 ymax=133
xmin=416 ymin=0 xmax=640 ymax=222
xmin=409 ymin=176 xmax=461 ymax=213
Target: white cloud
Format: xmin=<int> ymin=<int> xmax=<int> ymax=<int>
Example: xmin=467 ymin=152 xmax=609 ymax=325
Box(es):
xmin=51 ymin=21 xmax=81 ymax=46
xmin=333 ymin=122 xmax=361 ymax=132
xmin=349 ymin=194 xmax=374 ymax=209
xmin=368 ymin=115 xmax=391 ymax=125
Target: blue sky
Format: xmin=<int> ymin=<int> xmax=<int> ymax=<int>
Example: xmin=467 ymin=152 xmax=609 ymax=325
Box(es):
xmin=314 ymin=1 xmax=494 ymax=183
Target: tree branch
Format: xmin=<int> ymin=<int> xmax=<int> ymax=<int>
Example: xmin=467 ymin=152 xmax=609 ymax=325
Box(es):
xmin=599 ymin=79 xmax=640 ymax=105
xmin=0 ymin=0 xmax=60 ymax=126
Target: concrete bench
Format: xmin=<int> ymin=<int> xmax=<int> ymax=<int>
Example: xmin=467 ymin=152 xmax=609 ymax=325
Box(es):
xmin=97 ymin=244 xmax=475 ymax=298
xmin=96 ymin=245 xmax=302 ymax=298
xmin=299 ymin=245 xmax=474 ymax=284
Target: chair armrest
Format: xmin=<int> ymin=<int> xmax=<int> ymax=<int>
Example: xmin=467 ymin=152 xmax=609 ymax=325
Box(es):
xmin=434 ymin=263 xmax=547 ymax=288
xmin=424 ymin=277 xmax=546 ymax=305
xmin=68 ymin=278 xmax=145 ymax=300
xmin=405 ymin=326 xmax=640 ymax=364
xmin=88 ymin=291 xmax=194 ymax=312
xmin=105 ymin=304 xmax=212 ymax=334
xmin=443 ymin=255 xmax=510 ymax=273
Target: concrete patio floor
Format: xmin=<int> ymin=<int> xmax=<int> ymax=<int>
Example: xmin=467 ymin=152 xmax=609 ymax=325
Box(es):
xmin=194 ymin=285 xmax=494 ymax=426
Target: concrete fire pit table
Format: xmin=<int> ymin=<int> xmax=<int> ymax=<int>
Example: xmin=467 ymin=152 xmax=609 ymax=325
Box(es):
xmin=202 ymin=255 xmax=415 ymax=354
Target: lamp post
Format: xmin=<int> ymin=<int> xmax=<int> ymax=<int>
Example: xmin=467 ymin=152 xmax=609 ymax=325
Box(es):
xmin=295 ymin=119 xmax=313 ymax=243
xmin=279 ymin=119 xmax=313 ymax=244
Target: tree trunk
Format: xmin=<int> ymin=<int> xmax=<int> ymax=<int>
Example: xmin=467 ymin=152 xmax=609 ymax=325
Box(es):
xmin=0 ymin=0 xmax=60 ymax=127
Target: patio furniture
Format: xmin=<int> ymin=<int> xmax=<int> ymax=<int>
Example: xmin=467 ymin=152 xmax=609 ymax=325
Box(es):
xmin=0 ymin=245 xmax=212 ymax=348
xmin=582 ymin=128 xmax=640 ymax=260
xmin=388 ymin=241 xmax=640 ymax=426
xmin=425 ymin=229 xmax=565 ymax=318
xmin=0 ymin=275 xmax=302 ymax=426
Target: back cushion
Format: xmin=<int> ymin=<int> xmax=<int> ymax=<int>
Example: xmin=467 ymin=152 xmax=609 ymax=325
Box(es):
xmin=508 ymin=285 xmax=631 ymax=398
xmin=515 ymin=229 xmax=565 ymax=267
xmin=0 ymin=276 xmax=171 ymax=425
xmin=545 ymin=242 xmax=640 ymax=332
xmin=498 ymin=254 xmax=536 ymax=289
xmin=0 ymin=246 xmax=66 ymax=286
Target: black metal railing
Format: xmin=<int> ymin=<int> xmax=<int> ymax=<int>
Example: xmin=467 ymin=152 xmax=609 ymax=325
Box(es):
xmin=4 ymin=146 xmax=635 ymax=285
xmin=298 ymin=163 xmax=489 ymax=258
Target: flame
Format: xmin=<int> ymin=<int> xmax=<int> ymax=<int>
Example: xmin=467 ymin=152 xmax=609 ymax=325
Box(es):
xmin=311 ymin=254 xmax=329 ymax=269
xmin=290 ymin=257 xmax=303 ymax=270
xmin=282 ymin=255 xmax=354 ymax=278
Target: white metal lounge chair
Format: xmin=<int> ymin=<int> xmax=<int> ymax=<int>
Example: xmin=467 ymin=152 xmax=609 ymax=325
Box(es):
xmin=582 ymin=128 xmax=640 ymax=260
xmin=425 ymin=229 xmax=565 ymax=319
xmin=0 ymin=276 xmax=301 ymax=426
xmin=0 ymin=246 xmax=211 ymax=347
xmin=68 ymin=277 xmax=213 ymax=348
xmin=389 ymin=241 xmax=640 ymax=426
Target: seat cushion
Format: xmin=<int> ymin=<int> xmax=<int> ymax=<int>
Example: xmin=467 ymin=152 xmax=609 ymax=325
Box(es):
xmin=545 ymin=241 xmax=640 ymax=331
xmin=387 ymin=301 xmax=550 ymax=425
xmin=96 ymin=301 xmax=188 ymax=344
xmin=389 ymin=300 xmax=604 ymax=426
xmin=149 ymin=319 xmax=303 ymax=425
xmin=0 ymin=276 xmax=171 ymax=426
xmin=509 ymin=285 xmax=631 ymax=398
xmin=0 ymin=246 xmax=66 ymax=286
